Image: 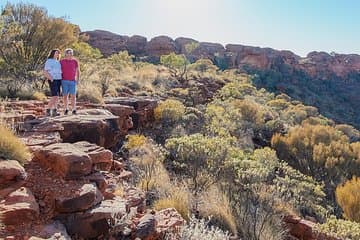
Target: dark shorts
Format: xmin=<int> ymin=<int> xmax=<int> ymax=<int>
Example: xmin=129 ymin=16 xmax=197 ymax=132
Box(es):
xmin=48 ymin=79 xmax=62 ymax=96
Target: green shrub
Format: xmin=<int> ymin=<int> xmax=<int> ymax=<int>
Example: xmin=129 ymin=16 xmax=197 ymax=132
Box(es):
xmin=316 ymin=216 xmax=360 ymax=239
xmin=154 ymin=99 xmax=185 ymax=123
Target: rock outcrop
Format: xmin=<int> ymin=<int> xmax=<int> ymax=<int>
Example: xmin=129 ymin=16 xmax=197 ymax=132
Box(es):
xmin=83 ymin=30 xmax=360 ymax=79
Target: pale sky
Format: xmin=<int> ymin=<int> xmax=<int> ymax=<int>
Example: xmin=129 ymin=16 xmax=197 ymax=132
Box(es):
xmin=3 ymin=0 xmax=360 ymax=57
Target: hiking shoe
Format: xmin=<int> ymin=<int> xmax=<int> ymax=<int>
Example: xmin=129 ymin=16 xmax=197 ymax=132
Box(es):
xmin=52 ymin=109 xmax=60 ymax=117
xmin=46 ymin=109 xmax=51 ymax=116
xmin=72 ymin=110 xmax=77 ymax=115
xmin=64 ymin=109 xmax=69 ymax=115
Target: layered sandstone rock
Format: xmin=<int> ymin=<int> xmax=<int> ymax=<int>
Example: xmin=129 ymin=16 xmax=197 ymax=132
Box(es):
xmin=0 ymin=160 xmax=26 ymax=187
xmin=33 ymin=141 xmax=116 ymax=179
xmin=64 ymin=197 xmax=127 ymax=238
xmin=55 ymin=183 xmax=103 ymax=213
xmin=104 ymin=97 xmax=158 ymax=129
xmin=0 ymin=160 xmax=27 ymax=199
xmin=0 ymin=187 xmax=39 ymax=225
xmin=73 ymin=141 xmax=113 ymax=171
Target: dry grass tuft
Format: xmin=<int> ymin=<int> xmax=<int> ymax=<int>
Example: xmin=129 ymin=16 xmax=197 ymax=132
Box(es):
xmin=154 ymin=186 xmax=191 ymax=221
xmin=77 ymin=83 xmax=104 ymax=104
xmin=32 ymin=91 xmax=47 ymax=101
xmin=199 ymin=186 xmax=237 ymax=234
xmin=0 ymin=124 xmax=31 ymax=164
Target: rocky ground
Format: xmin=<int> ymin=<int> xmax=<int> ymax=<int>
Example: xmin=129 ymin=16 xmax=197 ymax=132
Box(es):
xmin=0 ymin=97 xmax=184 ymax=239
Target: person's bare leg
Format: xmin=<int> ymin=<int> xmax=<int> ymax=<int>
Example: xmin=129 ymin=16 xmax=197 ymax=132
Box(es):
xmin=70 ymin=94 xmax=76 ymax=113
xmin=46 ymin=97 xmax=55 ymax=116
xmin=54 ymin=96 xmax=59 ymax=109
xmin=63 ymin=94 xmax=69 ymax=113
xmin=47 ymin=97 xmax=56 ymax=110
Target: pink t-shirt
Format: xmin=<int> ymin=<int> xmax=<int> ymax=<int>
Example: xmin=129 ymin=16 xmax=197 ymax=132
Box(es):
xmin=60 ymin=58 xmax=78 ymax=81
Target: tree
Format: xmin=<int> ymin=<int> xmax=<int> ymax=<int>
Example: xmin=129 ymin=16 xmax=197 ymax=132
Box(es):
xmin=0 ymin=3 xmax=78 ymax=96
xmin=72 ymin=41 xmax=102 ymax=61
xmin=108 ymin=51 xmax=133 ymax=71
xmin=160 ymin=52 xmax=189 ymax=84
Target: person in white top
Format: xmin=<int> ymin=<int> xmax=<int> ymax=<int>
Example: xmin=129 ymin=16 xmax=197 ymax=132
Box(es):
xmin=43 ymin=49 xmax=62 ymax=116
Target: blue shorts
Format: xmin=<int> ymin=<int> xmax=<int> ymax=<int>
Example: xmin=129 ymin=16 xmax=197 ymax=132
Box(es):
xmin=62 ymin=80 xmax=77 ymax=95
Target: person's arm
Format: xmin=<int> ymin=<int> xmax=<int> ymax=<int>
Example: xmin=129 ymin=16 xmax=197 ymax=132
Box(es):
xmin=76 ymin=60 xmax=80 ymax=83
xmin=44 ymin=61 xmax=53 ymax=81
xmin=43 ymin=70 xmax=53 ymax=81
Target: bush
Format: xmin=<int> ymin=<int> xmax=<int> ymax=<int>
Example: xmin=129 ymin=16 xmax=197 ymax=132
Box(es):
xmin=124 ymin=134 xmax=146 ymax=150
xmin=166 ymin=216 xmax=231 ymax=240
xmin=154 ymin=99 xmax=185 ymax=123
xmin=336 ymin=124 xmax=360 ymax=142
xmin=165 ymin=134 xmax=234 ymax=193
xmin=0 ymin=124 xmax=31 ymax=164
xmin=336 ymin=177 xmax=360 ymax=222
xmin=217 ymin=83 xmax=256 ymax=100
xmin=271 ymin=124 xmax=357 ymax=183
xmin=316 ymin=216 xmax=360 ymax=239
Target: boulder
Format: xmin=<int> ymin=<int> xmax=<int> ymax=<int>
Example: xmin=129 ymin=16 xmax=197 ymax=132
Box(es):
xmin=125 ymin=187 xmax=145 ymax=213
xmin=29 ymin=221 xmax=71 ymax=240
xmin=155 ymin=208 xmax=185 ymax=234
xmin=55 ymin=183 xmax=103 ymax=213
xmin=104 ymin=97 xmax=158 ymax=129
xmin=284 ymin=215 xmax=341 ymax=240
xmin=20 ymin=131 xmax=62 ymax=152
xmin=136 ymin=214 xmax=157 ymax=240
xmin=73 ymin=141 xmax=113 ymax=171
xmin=29 ymin=109 xmax=123 ymax=149
xmin=64 ymin=197 xmax=127 ymax=239
xmin=33 ymin=143 xmax=92 ymax=179
xmin=84 ymin=172 xmax=108 ymax=193
xmin=0 ymin=160 xmax=26 ymax=188
xmin=0 ymin=187 xmax=39 ymax=225
xmin=56 ymin=109 xmax=122 ymax=149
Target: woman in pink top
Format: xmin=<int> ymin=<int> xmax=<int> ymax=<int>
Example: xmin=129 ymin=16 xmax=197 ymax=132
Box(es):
xmin=60 ymin=48 xmax=80 ymax=115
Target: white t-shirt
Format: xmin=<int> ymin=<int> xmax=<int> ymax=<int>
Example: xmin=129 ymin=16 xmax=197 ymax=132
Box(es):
xmin=44 ymin=59 xmax=62 ymax=80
